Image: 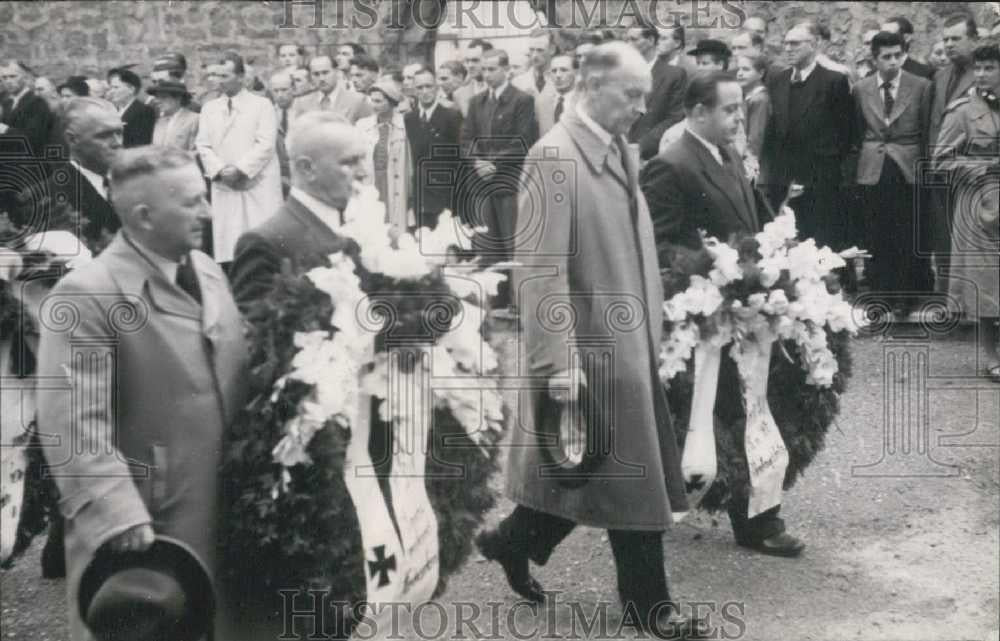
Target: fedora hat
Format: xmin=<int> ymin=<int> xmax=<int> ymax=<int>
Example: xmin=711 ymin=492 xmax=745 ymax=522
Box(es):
xmin=146 ymin=80 xmax=192 ymax=100
xmin=535 ymin=371 xmax=612 ymax=489
xmin=78 ymin=535 xmax=215 ymax=641
xmin=687 ymin=38 xmax=732 ymax=59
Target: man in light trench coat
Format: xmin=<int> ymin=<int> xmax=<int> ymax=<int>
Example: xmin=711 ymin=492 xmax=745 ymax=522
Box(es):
xmin=37 ymin=146 xmax=249 ymax=641
xmin=476 ymin=42 xmax=707 ymax=640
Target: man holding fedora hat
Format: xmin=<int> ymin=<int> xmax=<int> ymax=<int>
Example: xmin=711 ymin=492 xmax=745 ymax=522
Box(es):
xmin=37 ymin=146 xmax=249 ymax=641
xmin=149 ymin=80 xmax=199 ymax=151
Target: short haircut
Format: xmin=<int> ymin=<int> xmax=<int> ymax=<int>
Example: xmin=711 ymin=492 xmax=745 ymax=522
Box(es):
xmin=482 ymin=49 xmax=509 ymax=67
xmin=529 ymin=27 xmax=550 ymax=40
xmin=579 ymin=41 xmax=641 ymax=86
xmin=310 ymin=54 xmax=334 ymax=68
xmin=792 ymin=21 xmax=821 ymax=40
xmin=972 ymin=37 xmax=1000 ymax=63
xmin=816 ymin=23 xmax=832 ymax=42
xmin=870 ymin=31 xmax=905 ymax=58
xmin=943 ymin=13 xmax=978 ymax=39
xmin=219 ymin=51 xmax=246 ymax=76
xmin=550 ymin=53 xmax=578 ymax=70
xmin=673 ymin=26 xmax=686 ymax=48
xmin=885 ymin=16 xmax=914 ymax=36
xmin=683 ymin=70 xmax=737 ymax=112
xmin=342 ymin=42 xmax=366 ymax=56
xmin=413 ymin=67 xmax=436 ymax=82
xmin=107 ymin=68 xmax=141 ymax=92
xmin=270 ymin=70 xmax=292 ymax=86
xmin=58 ymin=76 xmax=90 ymax=97
xmin=578 ymin=29 xmax=605 ymax=47
xmin=110 ymin=146 xmax=197 ymax=192
xmin=63 ymin=97 xmax=116 ymax=132
xmin=350 ymin=53 xmax=380 ymax=74
xmin=741 ymin=31 xmax=765 ymax=49
xmin=438 ymin=60 xmax=467 ymax=79
xmin=467 ymin=38 xmax=493 ymax=52
xmin=737 ymin=53 xmax=769 ymax=76
xmin=633 ymin=18 xmax=659 ymax=43
xmin=287 ymin=111 xmax=350 ymax=157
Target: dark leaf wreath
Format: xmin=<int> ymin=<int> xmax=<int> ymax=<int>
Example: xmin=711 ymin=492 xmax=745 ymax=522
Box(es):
xmin=218 ymin=250 xmax=503 ymax=634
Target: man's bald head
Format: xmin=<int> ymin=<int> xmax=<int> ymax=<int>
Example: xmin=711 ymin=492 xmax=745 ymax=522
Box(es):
xmin=62 ymin=97 xmax=123 ymax=174
xmin=287 ymin=112 xmax=368 ymax=211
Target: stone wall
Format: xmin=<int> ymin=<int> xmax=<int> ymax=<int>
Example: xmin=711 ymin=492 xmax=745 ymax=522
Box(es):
xmin=1 ymin=1 xmax=998 ymax=95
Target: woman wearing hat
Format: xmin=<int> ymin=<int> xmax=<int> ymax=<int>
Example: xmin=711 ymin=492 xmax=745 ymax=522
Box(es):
xmin=149 ymin=80 xmax=199 ymax=152
xmin=935 ymin=38 xmax=1000 ymax=382
xmin=356 ymin=78 xmax=414 ymax=231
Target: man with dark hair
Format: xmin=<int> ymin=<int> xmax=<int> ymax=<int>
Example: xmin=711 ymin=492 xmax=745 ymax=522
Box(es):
xmin=659 ymin=26 xmax=689 ymax=69
xmin=107 ymin=67 xmax=156 ymax=147
xmin=642 ymin=72 xmax=811 ymax=560
xmin=460 ymin=47 xmax=537 ymax=311
xmin=927 ymin=13 xmax=980 ymax=287
xmin=810 ymin=22 xmax=852 ymax=77
xmin=882 ymin=16 xmax=935 ymax=79
xmin=852 ymin=31 xmax=934 ymax=317
xmin=291 ymin=54 xmax=372 ymax=124
xmin=1 ymin=60 xmax=57 ymax=158
xmin=761 ymin=22 xmax=852 ymax=250
xmin=535 ymin=53 xmax=577 ymax=135
xmin=462 ymin=38 xmax=493 ymax=96
xmin=404 ymin=68 xmax=462 ymax=230
xmin=349 ymin=53 xmax=380 ymax=94
xmin=625 ymin=21 xmax=688 ymax=161
xmin=57 ymin=76 xmax=90 ymax=101
xmin=196 ymin=51 xmax=283 ymax=266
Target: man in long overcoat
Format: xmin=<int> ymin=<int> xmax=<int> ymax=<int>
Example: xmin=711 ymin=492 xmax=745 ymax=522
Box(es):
xmin=477 ymin=42 xmax=703 ymax=639
xmin=37 ymin=147 xmax=248 ymax=641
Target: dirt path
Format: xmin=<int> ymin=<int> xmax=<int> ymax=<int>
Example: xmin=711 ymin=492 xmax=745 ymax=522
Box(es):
xmin=2 ymin=330 xmax=998 ymax=640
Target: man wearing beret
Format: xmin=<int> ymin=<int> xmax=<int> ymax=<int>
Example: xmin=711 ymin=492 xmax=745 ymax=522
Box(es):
xmin=37 ymin=146 xmax=248 ymax=641
xmin=107 ymin=67 xmax=156 ymax=147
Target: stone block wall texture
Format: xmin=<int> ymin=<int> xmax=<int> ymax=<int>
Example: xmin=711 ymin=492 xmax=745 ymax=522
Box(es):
xmin=1 ymin=1 xmax=997 ymax=95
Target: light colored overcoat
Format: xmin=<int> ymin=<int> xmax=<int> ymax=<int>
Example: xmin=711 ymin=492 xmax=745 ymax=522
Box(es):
xmin=507 ymin=110 xmax=689 ymax=530
xmin=37 ymin=232 xmax=248 ymax=641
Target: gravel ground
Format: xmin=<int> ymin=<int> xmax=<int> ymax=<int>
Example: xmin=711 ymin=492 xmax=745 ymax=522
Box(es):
xmin=3 ymin=326 xmax=998 ymax=640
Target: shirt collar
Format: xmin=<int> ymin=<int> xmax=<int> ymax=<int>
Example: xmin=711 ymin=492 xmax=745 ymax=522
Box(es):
xmin=877 ymin=72 xmax=900 ymax=89
xmin=119 ymin=98 xmax=135 ymax=113
xmin=11 ymin=87 xmax=30 ymax=107
xmin=794 ymin=58 xmax=818 ymax=82
xmin=685 ymin=121 xmax=724 ymax=166
xmin=71 ymin=159 xmax=108 ymax=200
xmin=419 ymin=100 xmax=438 ymax=119
xmin=290 ymin=187 xmax=343 ymax=232
xmin=490 ymin=81 xmax=508 ymax=99
xmin=575 ymin=102 xmax=613 ymax=148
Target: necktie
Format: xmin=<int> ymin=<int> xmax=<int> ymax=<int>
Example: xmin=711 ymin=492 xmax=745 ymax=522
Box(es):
xmin=102 ymin=175 xmax=111 ymax=202
xmin=718 ymin=144 xmax=733 ymax=167
xmin=320 ymin=92 xmax=331 ymax=110
xmin=280 ymin=107 xmax=289 ymax=134
xmin=535 ymin=71 xmax=545 ymax=94
xmin=882 ymin=81 xmax=894 ymax=119
xmin=175 ymin=253 xmax=201 ymax=304
xmin=554 ymin=95 xmax=564 ymax=123
xmin=226 ymin=96 xmax=233 ymax=115
xmin=422 ymin=109 xmax=429 ymax=124
xmin=791 ymin=70 xmax=803 ymax=85
xmin=613 ymin=137 xmax=638 ymax=222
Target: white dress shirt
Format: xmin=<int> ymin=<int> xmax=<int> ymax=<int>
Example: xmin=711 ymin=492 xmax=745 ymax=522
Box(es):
xmin=685 ymin=123 xmax=725 ymax=166
xmin=791 ymin=59 xmax=818 ymax=83
xmin=71 ymin=160 xmax=109 ymax=200
xmin=877 ymin=72 xmax=901 ymax=103
xmin=290 ymin=186 xmax=343 ymax=232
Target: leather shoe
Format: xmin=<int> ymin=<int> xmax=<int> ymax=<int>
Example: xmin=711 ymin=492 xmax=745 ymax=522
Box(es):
xmin=737 ymin=531 xmax=805 ymax=557
xmin=475 ymin=529 xmax=545 ymax=603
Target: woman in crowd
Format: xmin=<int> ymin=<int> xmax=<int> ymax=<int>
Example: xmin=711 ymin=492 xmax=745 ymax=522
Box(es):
xmin=148 ymin=80 xmax=199 ymax=151
xmin=735 ymin=53 xmax=771 ymax=163
xmin=928 ymin=40 xmax=950 ymax=70
xmin=357 ymin=78 xmax=413 ymax=232
xmin=935 ymin=39 xmax=1000 ymax=382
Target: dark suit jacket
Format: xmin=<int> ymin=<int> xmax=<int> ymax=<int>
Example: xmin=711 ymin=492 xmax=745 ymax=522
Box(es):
xmin=14 ymin=161 xmax=119 ymax=248
xmin=630 ymin=57 xmax=688 ymax=161
xmin=120 ymin=99 xmax=157 ymax=147
xmin=761 ymin=64 xmax=853 ymax=186
xmin=2 ymin=91 xmax=57 ymax=158
xmin=460 ymin=84 xmax=538 ymax=191
xmin=640 ymin=130 xmax=773 ymax=264
xmin=902 ymin=56 xmax=935 ymax=81
xmin=228 ymin=196 xmax=357 ymax=312
xmin=405 ymin=103 xmax=462 ymax=224
xmin=929 ymin=62 xmax=976 ymax=153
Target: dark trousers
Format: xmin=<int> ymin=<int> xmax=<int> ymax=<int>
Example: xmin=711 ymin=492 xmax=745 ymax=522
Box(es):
xmin=496 ymin=505 xmax=672 ymax=613
xmin=471 ymin=190 xmax=517 ymax=308
xmin=861 ymin=158 xmax=933 ymax=304
xmin=763 ymin=157 xmax=847 ymax=250
xmin=727 ymin=496 xmax=785 ymax=543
